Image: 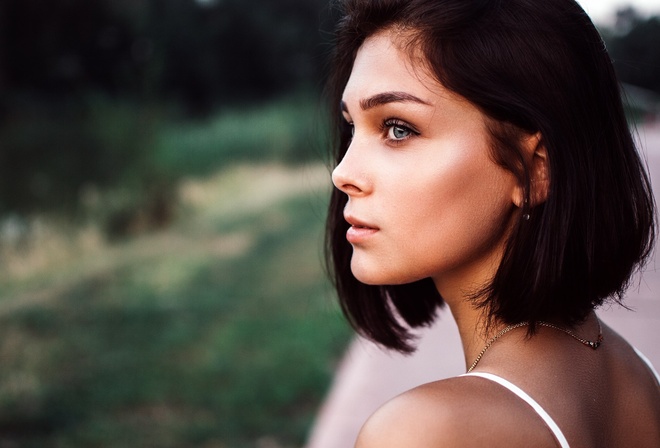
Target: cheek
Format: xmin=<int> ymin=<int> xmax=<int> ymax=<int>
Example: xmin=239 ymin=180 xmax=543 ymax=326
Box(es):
xmin=389 ymin=152 xmax=516 ymax=277
xmin=407 ymin=148 xmax=512 ymax=223
xmin=429 ymin=154 xmax=514 ymax=234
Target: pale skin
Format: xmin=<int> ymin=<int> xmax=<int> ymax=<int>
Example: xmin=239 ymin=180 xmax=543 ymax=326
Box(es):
xmin=332 ymin=29 xmax=660 ymax=447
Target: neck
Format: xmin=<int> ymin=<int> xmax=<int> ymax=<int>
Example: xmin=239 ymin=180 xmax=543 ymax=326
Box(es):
xmin=442 ymin=294 xmax=494 ymax=372
xmin=445 ymin=294 xmax=602 ymax=373
xmin=431 ymin=236 xmax=512 ymax=369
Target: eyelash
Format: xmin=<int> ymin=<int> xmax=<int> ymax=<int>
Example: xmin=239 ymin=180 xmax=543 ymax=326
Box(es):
xmin=343 ymin=118 xmax=419 ymax=145
xmin=380 ymin=118 xmax=419 ymax=144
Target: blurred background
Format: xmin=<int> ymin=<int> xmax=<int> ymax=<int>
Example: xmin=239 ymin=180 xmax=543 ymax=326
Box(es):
xmin=0 ymin=1 xmax=658 ymax=447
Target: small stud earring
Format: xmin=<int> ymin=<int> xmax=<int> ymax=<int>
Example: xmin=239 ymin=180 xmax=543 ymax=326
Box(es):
xmin=522 ymin=213 xmax=530 ymax=221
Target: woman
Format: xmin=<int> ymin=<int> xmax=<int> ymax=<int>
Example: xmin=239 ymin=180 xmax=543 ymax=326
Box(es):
xmin=325 ymin=0 xmax=660 ymax=446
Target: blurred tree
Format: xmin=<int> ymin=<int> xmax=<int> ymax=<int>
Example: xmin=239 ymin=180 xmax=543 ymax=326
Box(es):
xmin=606 ymin=8 xmax=660 ymax=95
xmin=0 ymin=0 xmax=332 ymax=111
xmin=2 ymin=0 xmax=138 ymax=94
xmin=0 ymin=0 xmax=333 ymax=218
xmin=614 ymin=5 xmax=643 ymax=34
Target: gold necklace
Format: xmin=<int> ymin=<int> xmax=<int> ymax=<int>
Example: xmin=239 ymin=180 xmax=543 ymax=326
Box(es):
xmin=537 ymin=320 xmax=603 ymax=349
xmin=467 ymin=319 xmax=603 ymax=373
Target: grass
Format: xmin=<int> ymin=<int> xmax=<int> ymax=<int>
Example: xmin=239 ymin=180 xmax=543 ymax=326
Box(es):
xmin=0 ymin=163 xmax=351 ymax=447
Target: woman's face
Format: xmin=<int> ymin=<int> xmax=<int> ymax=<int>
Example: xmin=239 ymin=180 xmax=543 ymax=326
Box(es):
xmin=332 ymin=30 xmax=520 ymax=299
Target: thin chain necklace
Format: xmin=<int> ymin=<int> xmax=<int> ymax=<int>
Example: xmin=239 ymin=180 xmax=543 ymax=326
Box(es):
xmin=467 ymin=318 xmax=603 ymax=373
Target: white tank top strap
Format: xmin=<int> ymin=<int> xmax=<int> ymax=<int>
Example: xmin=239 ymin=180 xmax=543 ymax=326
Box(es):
xmin=634 ymin=347 xmax=660 ymax=385
xmin=461 ymin=372 xmax=570 ymax=448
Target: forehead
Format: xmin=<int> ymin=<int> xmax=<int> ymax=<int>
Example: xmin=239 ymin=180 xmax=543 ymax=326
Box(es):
xmin=342 ymin=30 xmax=455 ymax=108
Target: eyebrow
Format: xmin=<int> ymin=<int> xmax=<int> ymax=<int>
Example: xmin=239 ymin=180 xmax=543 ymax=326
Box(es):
xmin=341 ymin=91 xmax=431 ymax=113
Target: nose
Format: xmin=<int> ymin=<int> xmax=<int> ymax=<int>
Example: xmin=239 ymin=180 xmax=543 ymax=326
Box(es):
xmin=331 ymin=142 xmax=370 ymax=197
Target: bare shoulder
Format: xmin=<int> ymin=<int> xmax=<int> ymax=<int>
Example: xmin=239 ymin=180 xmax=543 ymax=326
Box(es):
xmin=354 ymin=378 xmax=471 ymax=448
xmin=355 ymin=376 xmax=554 ymax=448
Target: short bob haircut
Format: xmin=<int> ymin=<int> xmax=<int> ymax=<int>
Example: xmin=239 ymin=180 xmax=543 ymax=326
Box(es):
xmin=325 ymin=0 xmax=656 ymax=353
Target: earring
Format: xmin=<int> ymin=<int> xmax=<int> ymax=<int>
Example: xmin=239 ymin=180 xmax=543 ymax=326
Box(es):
xmin=522 ymin=197 xmax=530 ymax=220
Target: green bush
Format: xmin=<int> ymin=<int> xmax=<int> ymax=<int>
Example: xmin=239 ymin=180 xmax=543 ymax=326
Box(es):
xmin=156 ymin=94 xmax=329 ymax=178
xmin=0 ymin=95 xmax=164 ymax=215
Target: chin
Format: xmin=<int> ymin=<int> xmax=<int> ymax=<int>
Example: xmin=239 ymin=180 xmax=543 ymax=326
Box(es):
xmin=350 ymin=267 xmax=381 ymax=285
xmin=350 ymin=259 xmax=385 ymax=285
xmin=350 ymin=260 xmax=420 ymax=286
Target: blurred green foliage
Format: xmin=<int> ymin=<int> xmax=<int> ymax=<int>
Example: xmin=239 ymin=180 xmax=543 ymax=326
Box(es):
xmin=0 ymin=96 xmax=163 ymax=217
xmin=156 ymin=94 xmax=329 ymax=178
xmin=0 ymin=0 xmax=335 ymax=222
xmin=0 ymin=2 xmax=347 ymax=445
xmin=0 ymin=164 xmax=350 ymax=447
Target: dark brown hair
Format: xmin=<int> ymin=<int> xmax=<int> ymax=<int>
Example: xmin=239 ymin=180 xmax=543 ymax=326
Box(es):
xmin=325 ymin=0 xmax=656 ymax=353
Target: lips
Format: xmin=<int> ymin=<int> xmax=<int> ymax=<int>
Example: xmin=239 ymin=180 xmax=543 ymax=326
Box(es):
xmin=344 ymin=214 xmax=379 ymax=243
xmin=344 ymin=215 xmax=377 ymax=229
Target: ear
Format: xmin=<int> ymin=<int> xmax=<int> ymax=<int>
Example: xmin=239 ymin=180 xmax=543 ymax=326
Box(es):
xmin=512 ymin=132 xmax=549 ymax=208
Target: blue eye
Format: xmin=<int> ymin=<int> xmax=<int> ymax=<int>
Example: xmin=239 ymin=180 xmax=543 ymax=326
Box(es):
xmin=383 ymin=119 xmax=417 ymax=142
xmin=389 ymin=125 xmax=410 ymax=140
